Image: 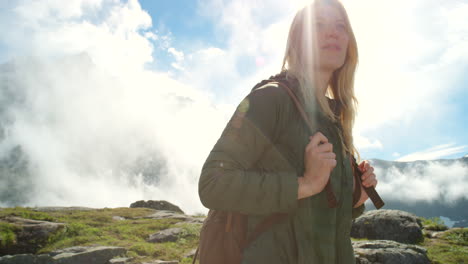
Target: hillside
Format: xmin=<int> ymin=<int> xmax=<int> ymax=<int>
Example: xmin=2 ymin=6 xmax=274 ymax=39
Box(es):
xmin=0 ymin=205 xmax=467 ymax=264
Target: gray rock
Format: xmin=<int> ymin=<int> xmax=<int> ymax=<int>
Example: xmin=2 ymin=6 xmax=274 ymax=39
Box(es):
xmin=0 ymin=246 xmax=127 ymax=264
xmin=183 ymin=248 xmax=197 ymax=259
xmin=141 ymin=261 xmax=178 ymax=264
xmin=0 ymin=217 xmax=66 ymax=255
xmin=130 ymin=200 xmax=184 ymax=214
xmin=353 ymin=240 xmax=430 ymax=264
xmin=108 ymin=257 xmax=132 ymax=264
xmin=112 ymin=216 xmax=126 ymax=221
xmin=52 ymin=246 xmax=126 ymax=264
xmin=351 ymin=210 xmax=424 ymax=244
xmin=144 ymin=210 xmax=203 ymax=224
xmin=0 ymin=254 xmax=53 ymax=264
xmin=425 ymin=227 xmax=464 ymax=239
xmin=147 ymin=228 xmax=185 ymax=243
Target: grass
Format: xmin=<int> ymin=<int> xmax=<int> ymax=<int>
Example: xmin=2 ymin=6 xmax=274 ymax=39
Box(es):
xmin=2 ymin=207 xmax=466 ymax=264
xmin=420 ymin=216 xmax=448 ymax=231
xmin=0 ymin=207 xmax=203 ymax=264
xmin=0 ymin=222 xmax=18 ymax=247
xmin=422 ymin=228 xmax=468 ymax=264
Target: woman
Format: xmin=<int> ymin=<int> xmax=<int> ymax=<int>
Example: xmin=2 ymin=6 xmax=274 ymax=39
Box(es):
xmin=199 ymin=0 xmax=378 ymax=263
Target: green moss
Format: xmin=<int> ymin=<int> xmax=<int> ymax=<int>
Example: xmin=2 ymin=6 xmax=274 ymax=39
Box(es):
xmin=441 ymin=228 xmax=468 ymax=246
xmin=0 ymin=207 xmax=200 ymax=263
xmin=420 ymin=217 xmax=448 ymax=231
xmin=423 ymin=228 xmax=468 ymax=264
xmin=0 ymin=207 xmax=54 ymax=222
xmin=0 ymin=222 xmax=17 ymax=247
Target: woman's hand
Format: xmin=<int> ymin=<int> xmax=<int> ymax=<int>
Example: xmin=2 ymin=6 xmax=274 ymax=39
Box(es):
xmin=353 ymin=160 xmax=378 ymax=208
xmin=298 ymin=132 xmax=337 ymax=199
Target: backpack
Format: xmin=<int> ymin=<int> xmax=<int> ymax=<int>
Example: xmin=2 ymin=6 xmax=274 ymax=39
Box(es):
xmin=193 ymin=210 xmax=288 ymax=264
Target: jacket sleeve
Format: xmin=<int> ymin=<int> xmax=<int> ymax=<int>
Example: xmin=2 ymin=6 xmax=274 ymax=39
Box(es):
xmin=198 ymin=85 xmax=299 ymax=215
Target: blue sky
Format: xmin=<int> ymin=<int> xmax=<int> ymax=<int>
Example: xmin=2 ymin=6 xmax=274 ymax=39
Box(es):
xmin=0 ymin=0 xmax=467 ymax=212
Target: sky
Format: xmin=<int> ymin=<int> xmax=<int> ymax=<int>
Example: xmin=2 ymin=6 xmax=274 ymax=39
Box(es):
xmin=0 ymin=0 xmax=467 ymax=213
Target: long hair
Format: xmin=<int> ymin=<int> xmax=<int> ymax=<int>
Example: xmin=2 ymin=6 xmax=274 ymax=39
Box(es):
xmin=282 ymin=0 xmax=359 ymax=156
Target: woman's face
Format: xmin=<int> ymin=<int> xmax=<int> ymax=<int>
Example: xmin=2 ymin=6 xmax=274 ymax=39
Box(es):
xmin=312 ymin=3 xmax=349 ymax=72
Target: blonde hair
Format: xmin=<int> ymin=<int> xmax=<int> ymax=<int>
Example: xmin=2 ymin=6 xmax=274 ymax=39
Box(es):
xmin=282 ymin=0 xmax=359 ymax=157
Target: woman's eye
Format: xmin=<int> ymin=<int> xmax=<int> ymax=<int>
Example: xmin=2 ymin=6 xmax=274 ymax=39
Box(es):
xmin=336 ymin=23 xmax=347 ymax=32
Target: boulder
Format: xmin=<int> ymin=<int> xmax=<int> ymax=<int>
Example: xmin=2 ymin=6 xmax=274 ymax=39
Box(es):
xmin=0 ymin=217 xmax=65 ymax=255
xmin=141 ymin=261 xmax=178 ymax=264
xmin=145 ymin=210 xmax=203 ymax=224
xmin=0 ymin=254 xmax=53 ymax=264
xmin=147 ymin=228 xmax=185 ymax=243
xmin=353 ymin=240 xmax=430 ymax=264
xmin=108 ymin=257 xmax=132 ymax=264
xmin=130 ymin=201 xmax=184 ymax=214
xmin=0 ymin=246 xmax=126 ymax=264
xmin=183 ymin=248 xmax=197 ymax=259
xmin=351 ymin=210 xmax=424 ymax=244
xmin=51 ymin=246 xmax=126 ymax=264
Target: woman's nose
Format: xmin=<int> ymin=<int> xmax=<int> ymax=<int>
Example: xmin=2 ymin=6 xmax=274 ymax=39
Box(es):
xmin=324 ymin=24 xmax=339 ymax=39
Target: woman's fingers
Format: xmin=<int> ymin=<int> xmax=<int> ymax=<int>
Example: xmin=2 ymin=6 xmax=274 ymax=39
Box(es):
xmin=306 ymin=138 xmax=333 ymax=154
xmin=359 ymin=160 xmax=371 ymax=172
xmin=309 ymin=132 xmax=328 ymax=146
xmin=320 ymin=152 xmax=336 ymax=160
xmin=362 ymin=172 xmax=377 ymax=188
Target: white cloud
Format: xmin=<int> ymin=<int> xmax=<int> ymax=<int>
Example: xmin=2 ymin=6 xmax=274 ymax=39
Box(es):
xmin=168 ymin=47 xmax=184 ymax=62
xmin=348 ymin=0 xmax=468 ymax=132
xmin=355 ymin=135 xmax=383 ymax=150
xmin=375 ymin=160 xmax=468 ymax=203
xmin=1 ymin=0 xmax=154 ymax=75
xmin=0 ymin=0 xmax=231 ymax=215
xmin=397 ymin=144 xmax=468 ymax=162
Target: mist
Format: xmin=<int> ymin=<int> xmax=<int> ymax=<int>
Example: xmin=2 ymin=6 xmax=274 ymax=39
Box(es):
xmin=372 ymin=159 xmax=468 ymax=203
xmin=0 ymin=53 xmax=232 ymax=215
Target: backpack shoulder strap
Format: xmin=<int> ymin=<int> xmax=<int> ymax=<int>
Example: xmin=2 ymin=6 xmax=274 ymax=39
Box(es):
xmin=271 ymin=81 xmax=338 ymax=208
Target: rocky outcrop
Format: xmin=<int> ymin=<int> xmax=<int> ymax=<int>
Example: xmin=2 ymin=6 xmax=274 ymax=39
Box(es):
xmin=108 ymin=257 xmax=132 ymax=264
xmin=351 ymin=209 xmax=424 ymax=244
xmin=353 ymin=240 xmax=430 ymax=264
xmin=130 ymin=201 xmax=184 ymax=214
xmin=0 ymin=254 xmax=53 ymax=264
xmin=145 ymin=210 xmax=204 ymax=224
xmin=0 ymin=246 xmax=126 ymax=264
xmin=141 ymin=261 xmax=178 ymax=264
xmin=147 ymin=227 xmax=194 ymax=243
xmin=0 ymin=217 xmax=65 ymax=255
xmin=51 ymin=246 xmax=126 ymax=264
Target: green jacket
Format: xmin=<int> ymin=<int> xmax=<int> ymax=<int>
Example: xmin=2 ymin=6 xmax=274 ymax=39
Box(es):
xmin=199 ymin=75 xmax=365 ymax=264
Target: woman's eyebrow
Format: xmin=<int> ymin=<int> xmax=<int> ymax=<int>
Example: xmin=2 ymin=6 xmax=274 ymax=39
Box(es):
xmin=314 ymin=16 xmax=345 ymax=23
